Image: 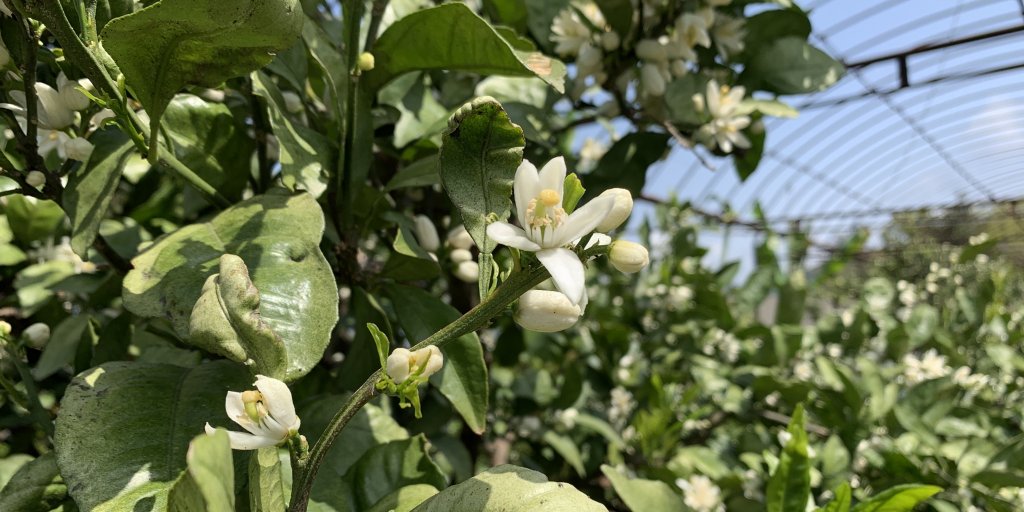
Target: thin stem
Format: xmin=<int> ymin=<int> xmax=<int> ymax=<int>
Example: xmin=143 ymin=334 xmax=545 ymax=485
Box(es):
xmin=363 ymin=0 xmax=390 ymax=53
xmin=2 ymin=343 xmax=54 ymax=438
xmin=18 ymin=11 xmax=43 ymax=174
xmin=287 ymin=264 xmax=551 ymax=512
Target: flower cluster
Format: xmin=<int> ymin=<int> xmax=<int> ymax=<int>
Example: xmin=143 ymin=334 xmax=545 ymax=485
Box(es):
xmin=1 ymin=73 xmax=99 ymax=162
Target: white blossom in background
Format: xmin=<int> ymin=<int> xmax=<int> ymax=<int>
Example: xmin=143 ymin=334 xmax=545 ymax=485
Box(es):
xmin=551 ymin=8 xmax=593 ymax=56
xmin=696 ymin=80 xmax=750 ymax=153
xmin=412 ymin=214 xmax=440 ymax=252
xmin=712 ymin=14 xmax=746 ymax=58
xmin=446 ymin=224 xmax=474 ymax=250
xmin=57 ymin=73 xmax=93 ymax=111
xmin=25 ymin=170 xmax=46 ymax=189
xmin=22 ymin=322 xmax=50 ymax=349
xmin=453 ymin=260 xmax=479 ymax=283
xmin=554 ymin=408 xmax=580 ymax=429
xmin=902 ymin=349 xmax=950 ymax=384
xmin=2 ymin=83 xmax=76 ymax=130
xmin=675 ymin=475 xmax=724 ymax=512
xmin=793 ymin=360 xmax=814 ymax=381
xmin=64 ymin=137 xmax=94 ymax=161
xmin=205 ymin=375 xmax=301 ymax=450
xmin=608 ymin=386 xmax=634 ymax=425
xmin=578 ymin=137 xmax=607 ymax=171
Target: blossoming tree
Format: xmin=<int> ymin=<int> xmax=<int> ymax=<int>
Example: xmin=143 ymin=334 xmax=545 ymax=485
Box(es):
xmin=0 ymin=0 xmax=974 ymax=511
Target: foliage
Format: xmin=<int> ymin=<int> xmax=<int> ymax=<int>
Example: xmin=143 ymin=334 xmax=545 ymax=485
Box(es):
xmin=0 ymin=1 xmax=1007 ymax=512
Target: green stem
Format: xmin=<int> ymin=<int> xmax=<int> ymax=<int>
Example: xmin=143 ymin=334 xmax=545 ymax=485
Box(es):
xmin=287 ymin=264 xmax=550 ymax=512
xmin=2 ymin=343 xmax=54 ymax=438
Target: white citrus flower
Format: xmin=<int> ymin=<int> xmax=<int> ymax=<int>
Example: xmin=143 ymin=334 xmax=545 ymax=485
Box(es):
xmin=903 ymin=349 xmax=950 ymax=384
xmin=37 ymin=128 xmax=72 ymax=159
xmin=698 ymin=80 xmax=751 ymax=152
xmin=205 ymin=375 xmax=300 ymax=450
xmin=386 ymin=345 xmax=443 ymax=384
xmin=609 ymin=241 xmax=649 ymax=274
xmin=594 ymin=188 xmax=633 ymax=232
xmin=413 ymin=214 xmax=440 ymax=252
xmin=675 ymin=475 xmax=724 ymax=512
xmin=486 ymin=157 xmax=614 ymax=305
xmin=1 ymin=83 xmax=76 ymax=129
xmin=57 ymin=73 xmax=92 ymax=111
xmin=25 ymin=170 xmax=46 ymax=188
xmin=713 ymin=14 xmax=745 ymax=58
xmin=550 ymin=9 xmax=592 ymax=56
xmin=676 ymin=11 xmax=713 ymax=50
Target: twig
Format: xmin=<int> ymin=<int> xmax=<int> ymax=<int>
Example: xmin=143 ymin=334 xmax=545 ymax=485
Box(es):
xmin=661 ymin=119 xmax=716 ymax=172
xmin=761 ymin=410 xmax=831 ymax=438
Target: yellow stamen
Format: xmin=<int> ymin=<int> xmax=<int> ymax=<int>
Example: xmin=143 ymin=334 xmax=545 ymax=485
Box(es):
xmin=539 ymin=189 xmax=561 ymax=207
xmin=241 ymin=390 xmax=265 ymax=422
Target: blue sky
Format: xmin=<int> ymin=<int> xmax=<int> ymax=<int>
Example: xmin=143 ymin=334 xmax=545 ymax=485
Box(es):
xmin=634 ymin=0 xmax=1024 ymax=271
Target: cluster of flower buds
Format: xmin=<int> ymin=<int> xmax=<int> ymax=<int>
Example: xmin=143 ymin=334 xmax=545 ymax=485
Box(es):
xmin=380 ymin=345 xmax=445 ymax=417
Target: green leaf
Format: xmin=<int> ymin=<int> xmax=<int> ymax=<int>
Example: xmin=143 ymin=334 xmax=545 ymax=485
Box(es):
xmin=14 ymin=261 xmax=75 ymax=316
xmin=188 ymin=254 xmax=289 ymax=379
xmin=4 ymin=196 xmax=64 ymax=244
xmin=100 ymin=0 xmax=303 ymax=144
xmin=600 ymin=464 xmax=685 ymax=512
xmin=562 ymin=173 xmax=585 ymax=214
xmin=366 ymin=3 xmax=566 ymax=93
xmin=542 ymin=431 xmax=585 ymax=477
xmin=582 ymin=133 xmax=669 ymax=200
xmin=746 ymin=37 xmax=845 ymax=95
xmin=32 ymin=315 xmax=91 ymax=380
xmin=368 ymin=322 xmax=390 ymax=370
xmin=414 ymin=464 xmax=606 ymax=511
xmin=734 ymin=124 xmax=765 ymax=181
xmin=385 ymin=155 xmax=440 ymax=191
xmin=63 ymin=128 xmax=135 ymax=257
xmin=0 ymin=453 xmax=67 ymax=512
xmin=54 ymin=361 xmax=251 ymax=511
xmin=0 ymin=454 xmax=33 ymax=490
xmin=337 ymin=289 xmax=394 ymax=390
xmin=367 ymin=484 xmax=439 ymax=512
xmin=252 ymin=70 xmax=332 ymax=197
xmin=168 ymin=429 xmax=235 ymax=511
xmin=816 ymin=482 xmax=851 ymax=512
xmin=248 ymin=447 xmax=287 ymax=512
xmin=742 ymin=9 xmax=811 ymax=58
xmin=438 ymin=97 xmax=525 ymax=255
xmin=664 ymin=73 xmax=709 ymax=127
xmin=523 ymin=0 xmax=570 ymax=51
xmin=386 ymin=285 xmax=489 ymax=434
xmin=850 ymin=484 xmax=942 ymax=512
xmin=347 ymin=435 xmax=447 ymax=510
xmin=123 ymin=189 xmax=338 ymax=382
xmin=766 ymin=404 xmax=811 ymax=512
xmin=380 ymin=73 xmax=451 ymax=148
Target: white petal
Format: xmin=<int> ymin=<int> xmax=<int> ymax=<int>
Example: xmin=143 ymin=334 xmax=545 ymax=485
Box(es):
xmin=204 ymin=423 xmax=218 ymax=436
xmin=224 ymin=391 xmax=262 ymax=434
xmin=254 ymin=375 xmax=298 ymax=430
xmin=553 ymin=196 xmax=614 ymax=247
xmin=487 ymin=222 xmax=541 ymax=251
xmin=514 ymin=160 xmax=540 ymax=223
xmin=224 ymin=430 xmax=280 ymax=450
xmin=538 ymin=157 xmax=567 ymax=194
xmin=536 ymin=248 xmax=586 ymax=305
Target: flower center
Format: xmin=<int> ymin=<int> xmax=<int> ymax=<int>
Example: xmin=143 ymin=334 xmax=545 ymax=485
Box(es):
xmin=525 ymin=188 xmax=566 ymax=241
xmin=241 ymin=390 xmax=268 ymax=423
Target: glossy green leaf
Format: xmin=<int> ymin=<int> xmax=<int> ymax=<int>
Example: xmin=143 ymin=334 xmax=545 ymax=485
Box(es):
xmin=252 ymin=70 xmax=332 ymax=198
xmin=850 ymin=484 xmax=942 ymax=512
xmin=543 ymin=431 xmax=585 ymax=477
xmin=0 ymin=453 xmax=67 ymax=512
xmin=817 ymin=483 xmax=851 ymax=512
xmin=63 ymin=128 xmax=135 ymax=257
xmin=766 ymin=404 xmax=811 ymax=512
xmin=742 ymin=9 xmax=812 ymax=58
xmin=601 ymin=464 xmax=685 ymax=512
xmin=348 ymin=436 xmax=446 ymax=510
xmin=248 ymin=447 xmax=287 ymax=512
xmin=100 ymin=0 xmax=303 ymax=142
xmin=523 ymin=0 xmax=571 ymax=51
xmin=582 ymin=132 xmax=669 ymax=200
xmin=32 ymin=315 xmax=91 ymax=380
xmin=437 ymin=97 xmax=524 ymax=255
xmin=593 ymin=0 xmax=633 ymax=40
xmin=54 ymin=361 xmax=251 ymax=511
xmin=123 ymin=189 xmax=338 ymax=381
xmin=189 ymin=254 xmax=289 ymax=379
xmin=366 ymin=484 xmax=439 ymax=512
xmin=168 ymin=429 xmax=235 ymax=511
xmin=385 ymin=155 xmax=440 ymax=191
xmin=14 ymin=261 xmax=75 ymax=316
xmin=162 ymin=94 xmax=254 ymax=202
xmin=387 ymin=284 xmax=489 ymax=434
xmin=366 ymin=3 xmax=566 ymax=93
xmin=4 ymin=196 xmax=63 ymax=244
xmin=414 ymin=464 xmax=606 ymax=511
xmin=746 ymin=37 xmax=845 ymax=95
xmin=734 ymin=122 xmax=765 ymax=181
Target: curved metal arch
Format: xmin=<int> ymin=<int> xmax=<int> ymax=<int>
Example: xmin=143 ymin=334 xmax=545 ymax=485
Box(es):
xmin=745 ymin=75 xmax=1024 ymax=216
xmin=840 ymin=4 xmax=1009 ymax=59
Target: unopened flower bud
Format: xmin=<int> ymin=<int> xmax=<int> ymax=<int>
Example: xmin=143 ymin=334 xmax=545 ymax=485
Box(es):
xmin=0 ymin=320 xmax=10 ymax=336
xmin=450 ymin=248 xmax=473 ymax=263
xmin=601 ymin=31 xmax=620 ymax=51
xmin=454 ymin=260 xmax=479 ymax=283
xmin=636 ymin=39 xmax=667 ymax=62
xmin=26 ymin=170 xmax=46 ymax=188
xmin=413 ymin=215 xmax=440 ymax=252
xmin=64 ymin=137 xmax=94 ymax=161
xmin=357 ymin=52 xmax=375 ymax=71
xmin=281 ymin=91 xmax=304 ymax=114
xmin=386 ymin=345 xmax=443 ymax=383
xmin=23 ymin=322 xmax=50 ymax=348
xmin=577 ymin=42 xmax=602 ymax=69
xmin=58 ymin=73 xmax=92 ymax=111
xmin=515 ymin=290 xmax=582 ymax=332
xmin=670 ymin=59 xmax=688 ymax=77
xmin=609 ymin=241 xmax=649 ymax=273
xmin=447 ymin=225 xmax=474 ymax=250
xmin=640 ymin=63 xmax=666 ymax=96
xmin=595 ymin=188 xmax=633 ymax=232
